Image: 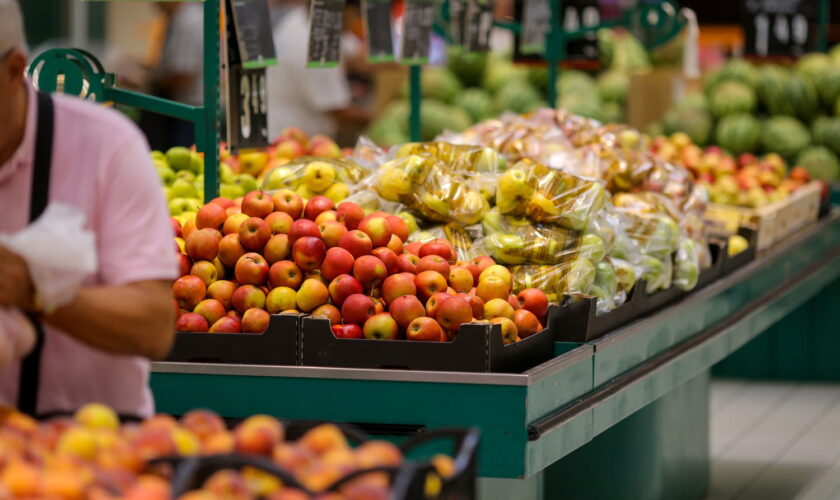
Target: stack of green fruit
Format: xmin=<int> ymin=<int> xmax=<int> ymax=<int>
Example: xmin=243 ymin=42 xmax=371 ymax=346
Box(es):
xmin=659 ymin=46 xmax=840 ymax=182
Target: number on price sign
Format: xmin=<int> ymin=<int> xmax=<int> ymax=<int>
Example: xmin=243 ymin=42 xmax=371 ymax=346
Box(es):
xmin=231 ymin=67 xmax=268 ymax=147
xmin=744 ymin=0 xmax=818 ymax=57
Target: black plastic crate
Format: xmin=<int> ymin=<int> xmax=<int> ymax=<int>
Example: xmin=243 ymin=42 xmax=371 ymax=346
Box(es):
xmin=298 ymin=307 xmax=557 ymax=373
xmin=720 ymin=227 xmax=758 ymax=275
xmin=552 ymin=283 xmax=642 ymax=343
xmin=696 ymin=240 xmax=725 ymax=290
xmin=165 ymin=312 xmax=299 ymax=365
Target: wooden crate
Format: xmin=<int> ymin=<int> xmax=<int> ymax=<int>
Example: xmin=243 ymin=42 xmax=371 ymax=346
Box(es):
xmin=705 ymin=181 xmax=822 ymax=252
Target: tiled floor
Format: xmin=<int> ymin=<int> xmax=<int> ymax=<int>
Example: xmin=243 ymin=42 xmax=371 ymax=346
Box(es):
xmin=706 ymin=380 xmax=840 ymax=500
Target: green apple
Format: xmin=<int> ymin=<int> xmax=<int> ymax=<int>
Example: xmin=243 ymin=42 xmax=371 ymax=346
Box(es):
xmin=162 ymin=186 xmax=173 ymax=202
xmin=610 ymin=258 xmax=636 ymax=292
xmin=190 ymin=152 xmax=204 ymax=174
xmin=578 ymin=233 xmax=606 ymax=263
xmin=171 ymin=178 xmax=198 ymax=199
xmin=398 ymin=211 xmax=419 ymax=234
xmin=166 ymin=146 xmax=193 ymax=171
xmin=194 ymin=174 xmax=204 ymax=190
xmin=265 ymin=167 xmax=296 ymax=190
xmin=220 ymin=183 xmax=245 ymax=199
xmin=565 ymin=258 xmax=595 ymax=294
xmin=236 ymin=173 xmax=259 ymax=194
xmin=156 ymin=166 xmax=176 ymax=186
xmin=153 ymin=158 xmax=169 ymax=171
xmin=169 ymin=197 xmax=194 ymax=215
xmin=594 ymin=261 xmax=618 ymax=296
xmin=150 ymin=150 xmax=167 ymax=164
xmin=220 ymin=163 xmax=236 ymax=184
xmin=175 ymin=170 xmax=196 ymax=183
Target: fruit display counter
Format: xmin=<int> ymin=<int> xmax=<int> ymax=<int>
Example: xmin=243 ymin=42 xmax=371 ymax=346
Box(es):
xmin=151 ymin=211 xmax=840 ymax=500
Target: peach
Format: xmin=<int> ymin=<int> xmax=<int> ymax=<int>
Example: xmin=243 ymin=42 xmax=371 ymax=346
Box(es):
xmin=234 ymin=415 xmax=284 ymax=456
xmin=298 ymin=424 xmax=349 ymax=456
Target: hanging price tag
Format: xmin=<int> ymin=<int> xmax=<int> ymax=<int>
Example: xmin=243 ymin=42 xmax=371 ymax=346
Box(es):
xmin=400 ymin=0 xmax=435 ymax=64
xmin=743 ymin=0 xmax=817 ymax=57
xmin=464 ymin=0 xmax=494 ymax=52
xmin=307 ymin=0 xmax=346 ymax=68
xmin=561 ymin=0 xmax=600 ymax=61
xmin=363 ymin=0 xmax=395 ymax=62
xmin=519 ymin=0 xmax=550 ymax=55
xmin=224 ymin=0 xmax=270 ymax=149
xmin=230 ymin=0 xmax=277 ymax=68
xmin=450 ymin=0 xmax=468 ymax=46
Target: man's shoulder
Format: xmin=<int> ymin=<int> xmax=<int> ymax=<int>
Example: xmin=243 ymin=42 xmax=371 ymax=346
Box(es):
xmin=52 ymin=94 xmax=146 ymax=145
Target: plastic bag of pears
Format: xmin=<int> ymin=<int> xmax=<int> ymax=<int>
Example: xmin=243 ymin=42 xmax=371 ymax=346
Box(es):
xmin=496 ymin=158 xmax=608 ymax=232
xmin=509 ymin=259 xmax=597 ymax=304
xmin=261 ymin=157 xmax=368 ymax=202
xmin=673 ymin=237 xmax=700 ymax=291
xmin=393 ymin=142 xmax=502 ymax=201
xmin=372 ymin=153 xmax=490 ymax=226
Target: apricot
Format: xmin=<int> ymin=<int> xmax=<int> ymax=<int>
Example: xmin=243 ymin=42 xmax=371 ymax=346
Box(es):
xmin=74 ymin=403 xmax=120 ymax=431
xmin=297 ymin=424 xmax=348 ymax=456
xmin=56 ymin=427 xmax=98 ymax=461
xmin=354 ymin=441 xmax=402 ymax=468
xmin=234 ymin=415 xmax=284 ymax=456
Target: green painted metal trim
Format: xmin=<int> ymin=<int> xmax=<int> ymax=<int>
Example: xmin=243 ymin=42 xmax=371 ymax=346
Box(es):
xmin=408 ymin=65 xmax=422 ymax=141
xmin=105 ymin=88 xmax=203 ymax=123
xmin=818 ymin=0 xmax=830 ymax=52
xmin=198 ymin=0 xmax=220 ymax=202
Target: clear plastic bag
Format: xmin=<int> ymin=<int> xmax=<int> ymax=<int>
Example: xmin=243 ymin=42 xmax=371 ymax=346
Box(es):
xmin=673 ymin=237 xmax=700 ymax=291
xmin=509 ymin=258 xmax=596 ymax=303
xmin=261 ymin=157 xmax=369 ymax=201
xmin=480 ymin=209 xmax=586 ymax=265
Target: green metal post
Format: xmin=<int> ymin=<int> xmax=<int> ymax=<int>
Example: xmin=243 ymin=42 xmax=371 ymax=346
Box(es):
xmin=409 ymin=65 xmax=422 ymax=142
xmin=200 ymin=0 xmax=221 ymax=202
xmin=817 ymin=0 xmax=830 ymax=52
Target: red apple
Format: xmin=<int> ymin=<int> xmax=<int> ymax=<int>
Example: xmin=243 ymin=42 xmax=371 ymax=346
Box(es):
xmin=293 ymin=236 xmax=327 ymax=271
xmin=420 ymin=239 xmax=454 ymax=261
xmin=235 ymin=253 xmax=269 ymax=285
xmin=448 ymin=266 xmax=474 ymax=293
xmin=318 ymin=221 xmax=348 ymax=248
xmin=436 ymin=296 xmax=472 ymax=332
xmin=514 ymin=309 xmax=542 ymax=338
xmin=271 ymin=189 xmax=304 ymax=219
xmin=357 ymin=215 xmax=392 ymax=248
xmin=238 ymin=217 xmax=272 ymax=251
xmin=406 ymin=316 xmax=444 ymax=341
xmin=353 ymin=255 xmax=387 ymax=290
xmin=265 ymin=211 xmax=294 ymax=235
xmin=177 ymin=253 xmax=191 ymax=277
xmin=269 ymin=260 xmax=303 ymax=289
xmin=479 ymin=265 xmax=513 ymax=288
xmin=288 ymin=219 xmax=321 ymax=245
xmin=241 ymin=308 xmax=270 ymax=333
xmin=322 ymin=247 xmax=355 ymax=281
xmin=336 ymin=202 xmax=364 ymax=230
xmin=416 ymin=255 xmax=450 ymax=278
xmin=226 ymin=206 xmax=241 ymax=217
xmin=311 ymin=304 xmax=341 ymax=325
xmin=491 ymin=317 xmax=519 ymax=344
xmin=196 ymin=203 xmax=227 ymax=230
xmin=185 ymin=229 xmax=220 ymax=262
xmin=332 ymin=324 xmax=362 ymax=339
xmin=508 ymin=294 xmax=522 ymax=311
xmin=173 ymin=275 xmax=206 ymax=310
xmin=476 ymin=276 xmax=510 ymax=303
xmin=227 ymin=310 xmax=243 ymax=322
xmin=231 ymin=284 xmax=266 ymax=313
xmin=415 ymin=271 xmax=448 ymax=302
xmin=516 ymin=288 xmax=549 ymax=321
xmin=171 ymin=218 xmax=183 ymax=237
xmin=263 ymin=234 xmax=291 ymax=265
xmin=241 ymin=191 xmax=274 ymax=218
xmin=339 ymin=230 xmax=373 ymax=259
xmin=381 ymin=273 xmax=417 ymax=305
xmin=470 ymin=256 xmax=496 ymax=279
xmin=207 ymin=280 xmax=237 ymax=310
xmin=328 ymin=274 xmax=363 ymax=308
xmin=341 ymin=294 xmax=377 ymax=325
xmin=371 ymin=247 xmax=399 ymax=275
xmin=404 ymin=241 xmax=423 ymax=256
xmin=182 ymin=218 xmax=197 ymax=240
xmin=397 ymin=253 xmax=419 ymax=274
xmin=218 ymin=233 xmax=246 ymax=268
xmin=484 ymin=298 xmax=515 ymax=320
xmin=266 ymin=286 xmax=297 ymax=313
xmin=303 ymin=195 xmax=335 ymax=221
xmin=363 ymin=313 xmax=398 ymax=340
xmin=314 ymin=210 xmax=339 ymax=225
xmin=296 ymin=279 xmax=329 ymax=312
xmin=223 ymin=213 xmax=249 ymax=235
xmin=425 ymin=292 xmax=451 ymax=319
xmin=464 ymin=294 xmax=484 ymax=319
xmin=190 ymin=260 xmax=219 ymax=286
xmin=386 ymin=234 xmax=404 ymax=255
xmin=385 ymin=215 xmax=410 ymax=242
xmin=389 ymin=295 xmax=426 ymax=331
xmin=210 ymin=316 xmax=241 ymax=333
xmin=176 ymin=312 xmax=209 ymax=332
xmin=209 ymin=197 xmax=235 ymax=209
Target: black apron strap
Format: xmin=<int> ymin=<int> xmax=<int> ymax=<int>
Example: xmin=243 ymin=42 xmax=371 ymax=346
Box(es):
xmin=17 ymin=91 xmax=55 ymax=416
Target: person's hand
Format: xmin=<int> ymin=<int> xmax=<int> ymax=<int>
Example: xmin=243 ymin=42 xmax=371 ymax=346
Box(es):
xmin=0 ymin=246 xmax=34 ymax=310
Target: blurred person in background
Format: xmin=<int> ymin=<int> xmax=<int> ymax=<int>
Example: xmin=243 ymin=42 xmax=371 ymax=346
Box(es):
xmin=267 ymin=0 xmax=371 ymax=141
xmin=0 ymin=0 xmax=177 ymax=417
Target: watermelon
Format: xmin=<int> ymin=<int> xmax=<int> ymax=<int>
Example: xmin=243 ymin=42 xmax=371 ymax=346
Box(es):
xmin=836 ymin=96 xmax=840 ymax=117
xmin=817 ymin=66 xmax=840 ymax=108
xmin=482 ymin=57 xmax=528 ymax=94
xmin=495 ymin=80 xmax=543 ymax=114
xmin=454 ymin=88 xmax=494 ymax=123
xmin=679 ymin=92 xmax=709 ymax=112
xmin=420 ymin=99 xmax=470 ymax=141
xmin=597 ymin=70 xmax=629 ymax=104
xmin=795 ymin=52 xmax=833 ymax=84
xmin=796 ymin=146 xmax=840 ymax=181
xmin=785 ymin=74 xmax=819 ymax=121
xmin=762 ymin=116 xmax=811 ymax=159
xmin=716 ymin=114 xmax=761 ymax=155
xmin=812 ymin=116 xmax=840 ymax=154
xmin=832 ymin=44 xmax=840 ymax=64
xmin=718 ymin=59 xmax=757 ymax=87
xmin=558 ymin=93 xmax=603 ymax=122
xmin=709 ymin=80 xmax=756 ymax=117
xmin=663 ymin=107 xmax=713 ymax=146
xmin=558 ymin=70 xmax=598 ymax=97
xmin=446 ymin=47 xmax=487 ymax=87
xmin=703 ymin=68 xmax=723 ymax=95
xmin=527 ymin=67 xmax=550 ymax=95
xmin=756 ymin=64 xmax=791 ymax=114
xmin=420 ymin=69 xmax=463 ymax=104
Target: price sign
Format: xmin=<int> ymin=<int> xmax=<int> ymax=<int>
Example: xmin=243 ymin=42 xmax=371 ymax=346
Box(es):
xmin=450 ymin=0 xmax=468 ymax=46
xmin=519 ymin=0 xmax=551 ymax=55
xmin=363 ymin=0 xmax=396 ymax=62
xmin=224 ymin=0 xmax=270 ymax=148
xmin=307 ymin=0 xmax=346 ymax=68
xmin=464 ymin=0 xmax=494 ymax=52
xmin=400 ymin=0 xmax=435 ymax=64
xmin=561 ymin=0 xmax=601 ymax=61
xmin=743 ymin=0 xmax=818 ymax=57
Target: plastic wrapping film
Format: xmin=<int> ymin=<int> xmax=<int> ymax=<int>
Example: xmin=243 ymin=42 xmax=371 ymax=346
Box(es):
xmin=410 ymin=223 xmax=484 ymax=262
xmin=260 ymin=156 xmax=370 ymax=200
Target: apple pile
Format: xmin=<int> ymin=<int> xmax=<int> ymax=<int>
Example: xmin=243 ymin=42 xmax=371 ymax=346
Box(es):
xmin=171 ymin=189 xmax=550 ymax=341
xmin=0 ymin=405 xmax=454 ymax=499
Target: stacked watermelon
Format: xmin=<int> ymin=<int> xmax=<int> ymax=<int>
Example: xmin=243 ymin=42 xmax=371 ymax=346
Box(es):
xmin=661 ymin=47 xmax=840 ymax=182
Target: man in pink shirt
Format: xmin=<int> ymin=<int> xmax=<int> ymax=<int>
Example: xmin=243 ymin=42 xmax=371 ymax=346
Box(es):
xmin=0 ymin=0 xmax=177 ymax=418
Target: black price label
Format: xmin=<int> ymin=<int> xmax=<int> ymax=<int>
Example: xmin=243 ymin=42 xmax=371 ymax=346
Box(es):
xmin=464 ymin=0 xmax=494 ymax=52
xmin=400 ymin=0 xmax=434 ymax=64
xmin=450 ymin=0 xmax=468 ymax=46
xmin=519 ymin=0 xmax=550 ymax=55
xmin=561 ymin=0 xmax=600 ymax=61
xmin=363 ymin=0 xmax=395 ymax=62
xmin=230 ymin=0 xmax=277 ymax=68
xmin=228 ymin=67 xmax=269 ymax=149
xmin=743 ymin=0 xmax=817 ymax=57
xmin=308 ymin=0 xmax=346 ymax=68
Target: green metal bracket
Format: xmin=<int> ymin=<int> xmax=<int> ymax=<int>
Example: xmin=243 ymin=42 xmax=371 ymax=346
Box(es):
xmin=817 ymin=0 xmax=830 ymax=52
xmin=27 ymin=0 xmax=220 ymax=202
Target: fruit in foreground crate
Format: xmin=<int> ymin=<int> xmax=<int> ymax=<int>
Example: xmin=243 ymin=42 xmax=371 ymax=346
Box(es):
xmin=363 ymin=312 xmax=399 ymax=340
